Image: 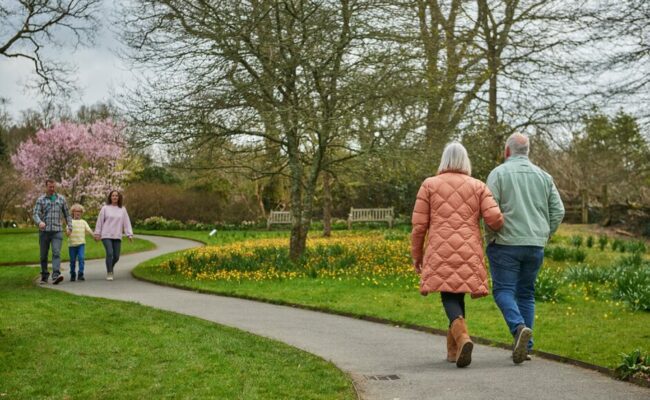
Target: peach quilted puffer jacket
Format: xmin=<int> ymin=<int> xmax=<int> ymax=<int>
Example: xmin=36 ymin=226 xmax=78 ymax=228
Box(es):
xmin=411 ymin=171 xmax=504 ymax=298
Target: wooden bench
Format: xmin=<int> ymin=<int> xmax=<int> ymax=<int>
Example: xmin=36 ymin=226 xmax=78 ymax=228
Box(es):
xmin=347 ymin=207 xmax=394 ymax=229
xmin=267 ymin=211 xmax=292 ymax=229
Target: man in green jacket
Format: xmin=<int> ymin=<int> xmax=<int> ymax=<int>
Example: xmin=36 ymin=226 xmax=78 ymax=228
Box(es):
xmin=486 ymin=133 xmax=565 ymax=364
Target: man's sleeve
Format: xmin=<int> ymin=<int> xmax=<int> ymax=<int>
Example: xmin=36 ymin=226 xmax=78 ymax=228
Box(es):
xmin=62 ymin=199 xmax=73 ymax=228
xmin=486 ymin=170 xmax=500 ymax=205
xmin=548 ymin=179 xmax=565 ymax=235
xmin=485 ymin=170 xmax=501 ymax=241
xmin=33 ymin=199 xmax=42 ymax=225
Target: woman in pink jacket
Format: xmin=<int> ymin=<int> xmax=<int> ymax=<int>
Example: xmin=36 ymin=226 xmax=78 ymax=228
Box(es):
xmin=411 ymin=142 xmax=504 ymax=368
xmin=94 ymin=190 xmax=133 ymax=281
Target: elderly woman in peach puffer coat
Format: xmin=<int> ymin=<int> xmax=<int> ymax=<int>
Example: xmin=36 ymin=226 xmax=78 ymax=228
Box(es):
xmin=411 ymin=142 xmax=504 ymax=368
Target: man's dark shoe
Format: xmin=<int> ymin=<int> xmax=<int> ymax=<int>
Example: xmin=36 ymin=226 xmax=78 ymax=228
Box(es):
xmin=78 ymin=274 xmax=85 ymax=281
xmin=513 ymin=325 xmax=532 ymax=364
xmin=70 ymin=274 xmax=76 ymax=282
xmin=52 ymin=275 xmax=64 ymax=285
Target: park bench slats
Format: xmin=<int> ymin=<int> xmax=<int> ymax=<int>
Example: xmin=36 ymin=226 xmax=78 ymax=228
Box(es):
xmin=267 ymin=211 xmax=292 ymax=229
xmin=347 ymin=207 xmax=394 ymax=229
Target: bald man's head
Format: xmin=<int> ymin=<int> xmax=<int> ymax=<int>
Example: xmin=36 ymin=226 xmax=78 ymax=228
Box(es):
xmin=505 ymin=133 xmax=529 ymax=157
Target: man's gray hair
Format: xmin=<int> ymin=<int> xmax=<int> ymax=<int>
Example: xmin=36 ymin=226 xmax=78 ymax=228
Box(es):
xmin=506 ymin=133 xmax=530 ymax=155
xmin=437 ymin=142 xmax=472 ymax=176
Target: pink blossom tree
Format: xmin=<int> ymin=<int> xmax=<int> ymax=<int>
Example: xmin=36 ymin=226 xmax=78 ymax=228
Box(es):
xmin=12 ymin=120 xmax=129 ymax=208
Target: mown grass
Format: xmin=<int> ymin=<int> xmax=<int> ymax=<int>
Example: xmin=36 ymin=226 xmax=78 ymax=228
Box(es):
xmin=133 ymin=225 xmax=650 ymax=369
xmin=135 ymin=229 xmax=289 ymax=245
xmin=0 ymin=267 xmax=355 ymax=400
xmin=0 ymin=232 xmax=155 ymax=264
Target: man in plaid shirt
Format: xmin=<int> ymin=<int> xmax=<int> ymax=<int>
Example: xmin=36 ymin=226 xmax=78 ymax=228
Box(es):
xmin=33 ymin=178 xmax=72 ymax=284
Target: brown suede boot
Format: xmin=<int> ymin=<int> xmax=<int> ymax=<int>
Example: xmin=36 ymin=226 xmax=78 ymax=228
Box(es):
xmin=446 ymin=329 xmax=457 ymax=362
xmin=450 ymin=317 xmax=473 ymax=368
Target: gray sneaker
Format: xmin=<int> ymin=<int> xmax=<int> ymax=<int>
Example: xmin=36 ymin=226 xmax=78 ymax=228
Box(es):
xmin=52 ymin=275 xmax=64 ymax=285
xmin=513 ymin=325 xmax=532 ymax=364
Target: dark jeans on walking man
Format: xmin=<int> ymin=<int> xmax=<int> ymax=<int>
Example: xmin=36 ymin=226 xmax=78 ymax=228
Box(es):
xmin=486 ymin=244 xmax=544 ymax=348
xmin=39 ymin=231 xmax=63 ymax=281
xmin=102 ymin=239 xmax=122 ymax=273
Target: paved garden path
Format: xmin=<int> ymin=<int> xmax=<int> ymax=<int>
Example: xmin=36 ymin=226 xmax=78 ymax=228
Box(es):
xmin=48 ymin=235 xmax=648 ymax=400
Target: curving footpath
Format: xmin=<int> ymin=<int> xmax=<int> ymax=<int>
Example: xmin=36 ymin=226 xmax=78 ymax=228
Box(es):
xmin=48 ymin=235 xmax=648 ymax=400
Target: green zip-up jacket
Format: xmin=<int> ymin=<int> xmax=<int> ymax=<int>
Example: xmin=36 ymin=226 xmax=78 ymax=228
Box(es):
xmin=486 ymin=155 xmax=565 ymax=247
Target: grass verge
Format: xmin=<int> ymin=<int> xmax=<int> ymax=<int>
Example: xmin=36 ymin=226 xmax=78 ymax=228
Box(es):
xmin=0 ymin=233 xmax=155 ymax=265
xmin=0 ymin=267 xmax=356 ymax=400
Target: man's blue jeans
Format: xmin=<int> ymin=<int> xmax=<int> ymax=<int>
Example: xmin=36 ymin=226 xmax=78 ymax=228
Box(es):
xmin=487 ymin=243 xmax=544 ymax=350
xmin=69 ymin=244 xmax=86 ymax=277
xmin=39 ymin=231 xmax=63 ymax=280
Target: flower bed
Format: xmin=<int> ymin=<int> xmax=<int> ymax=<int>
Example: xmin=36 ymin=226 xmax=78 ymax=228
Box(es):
xmin=160 ymin=236 xmax=418 ymax=288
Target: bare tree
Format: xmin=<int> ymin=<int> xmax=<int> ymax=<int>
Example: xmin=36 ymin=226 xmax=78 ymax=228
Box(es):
xmin=582 ymin=0 xmax=650 ymax=126
xmin=121 ymin=0 xmax=398 ymax=259
xmin=470 ymin=0 xmax=597 ymax=165
xmin=0 ymin=0 xmax=101 ymax=97
xmin=411 ymin=0 xmax=487 ymax=153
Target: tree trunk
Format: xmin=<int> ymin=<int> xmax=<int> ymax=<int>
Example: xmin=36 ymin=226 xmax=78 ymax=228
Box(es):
xmin=601 ymin=184 xmax=610 ymax=226
xmin=487 ymin=54 xmax=498 ymax=141
xmin=254 ymin=181 xmax=266 ymax=219
xmin=580 ymin=188 xmax=589 ymax=224
xmin=322 ymin=171 xmax=332 ymax=237
xmin=287 ymin=121 xmax=310 ymax=261
xmin=288 ymin=158 xmax=305 ymax=261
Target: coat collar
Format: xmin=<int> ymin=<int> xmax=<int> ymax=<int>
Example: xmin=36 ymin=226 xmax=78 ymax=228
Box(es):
xmin=438 ymin=169 xmax=469 ymax=176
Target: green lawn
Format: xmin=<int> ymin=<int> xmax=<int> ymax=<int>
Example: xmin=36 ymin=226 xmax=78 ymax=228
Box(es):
xmin=133 ymin=225 xmax=650 ymax=369
xmin=0 ymin=231 xmax=155 ymax=265
xmin=0 ymin=267 xmax=355 ymax=400
xmin=135 ymin=229 xmax=291 ymax=245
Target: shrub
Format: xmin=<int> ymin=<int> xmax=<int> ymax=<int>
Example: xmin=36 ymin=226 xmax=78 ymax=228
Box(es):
xmin=615 ymin=349 xmax=650 ymax=381
xmin=545 ymin=246 xmax=568 ymax=261
xmin=570 ymin=235 xmax=583 ymax=248
xmin=545 ymin=246 xmax=587 ymax=263
xmin=610 ymin=255 xmax=650 ymax=312
xmin=125 ymin=182 xmax=254 ymax=224
xmin=598 ymin=235 xmax=608 ymax=251
xmin=586 ymin=236 xmax=594 ymax=248
xmin=137 ymin=216 xmax=186 ymax=230
xmin=612 ymin=239 xmax=625 ymax=253
xmin=564 ymin=264 xmax=612 ymax=284
xmin=625 ymin=241 xmax=647 ymax=254
xmin=535 ymin=268 xmax=564 ymax=302
xmin=310 ymin=219 xmax=349 ymax=232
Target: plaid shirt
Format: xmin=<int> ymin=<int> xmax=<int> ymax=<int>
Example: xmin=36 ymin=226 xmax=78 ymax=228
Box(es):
xmin=33 ymin=193 xmax=72 ymax=232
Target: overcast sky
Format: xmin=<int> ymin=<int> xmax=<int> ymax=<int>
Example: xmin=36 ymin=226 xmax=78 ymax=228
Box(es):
xmin=1 ymin=1 xmax=646 ymax=132
xmin=0 ymin=2 xmax=133 ymax=120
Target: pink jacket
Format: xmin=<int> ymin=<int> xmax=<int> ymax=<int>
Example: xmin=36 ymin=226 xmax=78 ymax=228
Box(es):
xmin=411 ymin=171 xmax=503 ymax=298
xmin=95 ymin=205 xmax=133 ymax=240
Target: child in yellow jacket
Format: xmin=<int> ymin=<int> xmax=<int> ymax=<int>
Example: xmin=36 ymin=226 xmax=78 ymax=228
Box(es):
xmin=67 ymin=204 xmax=94 ymax=281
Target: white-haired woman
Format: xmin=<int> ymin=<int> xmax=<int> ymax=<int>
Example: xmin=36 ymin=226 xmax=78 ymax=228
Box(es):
xmin=411 ymin=142 xmax=504 ymax=368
